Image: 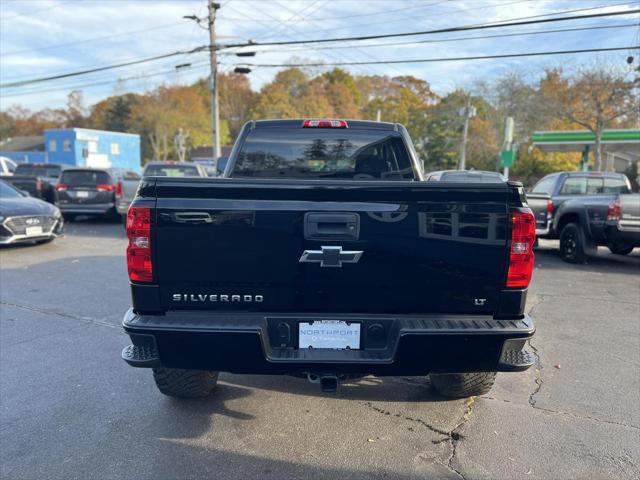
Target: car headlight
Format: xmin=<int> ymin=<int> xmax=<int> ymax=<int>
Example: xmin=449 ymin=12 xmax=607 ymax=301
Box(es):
xmin=53 ymin=209 xmax=62 ymax=218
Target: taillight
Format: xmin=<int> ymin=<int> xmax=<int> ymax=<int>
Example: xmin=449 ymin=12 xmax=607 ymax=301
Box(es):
xmin=115 ymin=181 xmax=123 ymax=198
xmin=546 ymin=198 xmax=554 ymax=215
xmin=606 ymin=197 xmax=621 ymax=222
xmin=35 ymin=179 xmax=43 ymax=192
xmin=96 ymin=183 xmax=115 ymax=192
xmin=506 ymin=208 xmax=536 ymax=289
xmin=302 ymin=119 xmax=348 ymax=128
xmin=126 ymin=206 xmax=153 ymax=282
xmin=55 ymin=183 xmax=68 ymax=191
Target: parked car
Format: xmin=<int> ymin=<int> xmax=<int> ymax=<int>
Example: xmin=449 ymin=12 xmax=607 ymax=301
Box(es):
xmin=121 ymin=119 xmax=536 ymax=400
xmin=55 ymin=167 xmax=138 ymax=220
xmin=1 ymin=163 xmax=67 ymax=203
xmin=142 ymin=161 xmax=209 ymax=177
xmin=553 ymin=192 xmax=640 ymax=262
xmin=114 ymin=170 xmax=142 ymax=217
xmin=527 ymin=171 xmax=631 ymax=237
xmin=0 ymin=179 xmax=63 ymax=245
xmin=0 ymin=156 xmax=17 ymax=175
xmin=426 ymin=170 xmax=506 ymax=183
xmin=192 ymin=157 xmax=228 ymax=176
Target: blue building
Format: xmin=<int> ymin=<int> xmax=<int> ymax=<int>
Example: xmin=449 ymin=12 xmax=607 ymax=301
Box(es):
xmin=0 ymin=128 xmax=141 ymax=172
xmin=44 ymin=128 xmax=141 ymax=172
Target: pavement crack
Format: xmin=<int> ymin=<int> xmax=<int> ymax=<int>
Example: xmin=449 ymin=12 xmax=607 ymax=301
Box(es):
xmin=362 ymin=401 xmax=452 ymax=438
xmin=1 ymin=301 xmax=120 ymax=330
xmin=526 ymin=294 xmax=545 ymax=408
xmin=445 ymin=396 xmax=475 ymax=480
xmin=363 ymin=400 xmax=472 ymax=479
xmin=532 ymin=406 xmax=640 ymax=430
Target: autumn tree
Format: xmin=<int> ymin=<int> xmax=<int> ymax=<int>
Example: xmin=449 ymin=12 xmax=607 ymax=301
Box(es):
xmin=540 ymin=65 xmax=639 ymax=170
xmin=194 ymin=73 xmax=254 ymax=140
xmin=131 ymin=85 xmax=220 ymax=161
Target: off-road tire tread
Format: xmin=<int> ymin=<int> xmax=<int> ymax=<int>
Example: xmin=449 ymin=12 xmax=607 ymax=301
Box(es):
xmin=430 ymin=372 xmax=497 ymax=398
xmin=152 ymin=368 xmax=219 ymax=398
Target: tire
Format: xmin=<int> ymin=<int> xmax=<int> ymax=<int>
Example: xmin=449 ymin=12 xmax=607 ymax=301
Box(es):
xmin=608 ymin=243 xmax=634 ymax=256
xmin=559 ymin=222 xmax=588 ymax=263
xmin=430 ymin=372 xmax=497 ymax=398
xmin=152 ymin=368 xmax=219 ymax=398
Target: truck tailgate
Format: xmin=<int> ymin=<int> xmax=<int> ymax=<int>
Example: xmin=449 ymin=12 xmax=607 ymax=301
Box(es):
xmin=153 ymin=178 xmax=513 ymax=315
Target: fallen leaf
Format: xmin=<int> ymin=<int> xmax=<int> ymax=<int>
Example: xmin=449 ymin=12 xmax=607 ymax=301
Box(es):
xmin=554 ymin=364 xmax=561 ymax=369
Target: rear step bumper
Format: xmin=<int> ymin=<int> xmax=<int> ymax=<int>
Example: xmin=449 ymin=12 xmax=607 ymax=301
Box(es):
xmin=121 ymin=309 xmax=535 ymax=375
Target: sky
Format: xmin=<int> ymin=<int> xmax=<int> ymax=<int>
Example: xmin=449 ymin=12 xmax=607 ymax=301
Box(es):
xmin=0 ymin=0 xmax=638 ymax=111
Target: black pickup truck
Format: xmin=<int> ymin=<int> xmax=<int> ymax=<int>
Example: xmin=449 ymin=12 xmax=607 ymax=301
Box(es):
xmin=553 ymin=193 xmax=640 ymax=262
xmin=526 ymin=171 xmax=631 ymax=236
xmin=0 ymin=163 xmax=66 ymax=203
xmin=121 ymin=119 xmax=537 ymax=399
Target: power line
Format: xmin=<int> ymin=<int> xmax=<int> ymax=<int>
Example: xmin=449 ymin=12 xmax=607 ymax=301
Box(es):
xmin=218 ymin=0 xmax=449 ymax=23
xmin=222 ymin=23 xmax=637 ymax=56
xmin=1 ymin=0 xmax=74 ymax=21
xmin=230 ymin=46 xmax=639 ymax=68
xmin=1 ymin=63 xmax=211 ymax=99
xmin=0 ymin=21 xmax=186 ymax=57
xmin=0 ymin=45 xmax=208 ymax=88
xmin=220 ymin=8 xmax=640 ymax=50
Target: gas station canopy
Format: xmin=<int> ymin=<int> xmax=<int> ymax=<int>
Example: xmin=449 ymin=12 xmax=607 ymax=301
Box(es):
xmin=531 ymin=129 xmax=639 ymax=171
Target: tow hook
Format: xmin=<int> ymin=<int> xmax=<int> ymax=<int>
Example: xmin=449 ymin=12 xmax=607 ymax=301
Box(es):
xmin=307 ymin=373 xmax=339 ymax=393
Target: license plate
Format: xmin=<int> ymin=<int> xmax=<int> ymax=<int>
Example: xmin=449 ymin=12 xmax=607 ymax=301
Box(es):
xmin=299 ymin=320 xmax=360 ymax=350
xmin=76 ymin=191 xmax=89 ymax=198
xmin=25 ymin=226 xmax=43 ymax=236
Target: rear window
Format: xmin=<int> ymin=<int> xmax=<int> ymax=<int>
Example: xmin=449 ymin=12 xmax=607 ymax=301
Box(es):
xmin=232 ymin=129 xmax=415 ymax=180
xmin=60 ymin=170 xmax=111 ymax=187
xmin=144 ymin=165 xmax=200 ymax=177
xmin=560 ymin=176 xmax=630 ymax=195
xmin=15 ymin=164 xmax=62 ymax=178
xmin=439 ymin=171 xmax=505 ymax=183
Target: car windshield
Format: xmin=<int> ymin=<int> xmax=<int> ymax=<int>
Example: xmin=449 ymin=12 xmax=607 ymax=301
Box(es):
xmin=60 ymin=170 xmax=111 ymax=187
xmin=15 ymin=164 xmax=62 ymax=178
xmin=233 ymin=128 xmax=415 ymax=180
xmin=144 ymin=165 xmax=200 ymax=177
xmin=0 ymin=180 xmax=22 ymax=198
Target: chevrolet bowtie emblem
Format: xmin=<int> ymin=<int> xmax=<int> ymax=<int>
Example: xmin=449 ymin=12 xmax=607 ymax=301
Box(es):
xmin=299 ymin=246 xmax=363 ymax=268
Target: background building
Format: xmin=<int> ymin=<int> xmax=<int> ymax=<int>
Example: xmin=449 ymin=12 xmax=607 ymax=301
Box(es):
xmin=0 ymin=128 xmax=141 ymax=172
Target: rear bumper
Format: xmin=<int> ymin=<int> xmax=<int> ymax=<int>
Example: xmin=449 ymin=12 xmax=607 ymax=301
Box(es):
xmin=57 ymin=202 xmax=115 ymax=215
xmin=122 ymin=309 xmax=535 ymax=375
xmin=605 ymin=225 xmax=640 ymax=246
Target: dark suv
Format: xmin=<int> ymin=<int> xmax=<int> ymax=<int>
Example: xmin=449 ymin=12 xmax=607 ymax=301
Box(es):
xmin=55 ymin=168 xmax=124 ymax=220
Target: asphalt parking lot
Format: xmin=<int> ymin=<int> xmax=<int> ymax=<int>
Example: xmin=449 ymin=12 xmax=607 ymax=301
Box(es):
xmin=1 ymin=219 xmax=638 ymax=480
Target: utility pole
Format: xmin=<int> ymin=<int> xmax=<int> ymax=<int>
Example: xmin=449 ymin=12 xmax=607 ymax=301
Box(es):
xmin=458 ymin=97 xmax=475 ymax=170
xmin=502 ymin=117 xmax=514 ymax=179
xmin=207 ymin=1 xmax=221 ymax=172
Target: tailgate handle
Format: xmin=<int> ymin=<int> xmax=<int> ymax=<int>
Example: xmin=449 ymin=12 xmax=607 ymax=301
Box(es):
xmin=304 ymin=212 xmax=360 ymax=240
xmin=172 ymin=212 xmax=213 ymax=224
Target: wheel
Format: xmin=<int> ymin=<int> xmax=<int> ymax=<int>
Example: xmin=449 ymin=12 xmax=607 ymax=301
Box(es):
xmin=152 ymin=368 xmax=219 ymax=398
xmin=430 ymin=372 xmax=497 ymax=398
xmin=559 ymin=222 xmax=588 ymax=263
xmin=608 ymin=243 xmax=634 ymax=256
